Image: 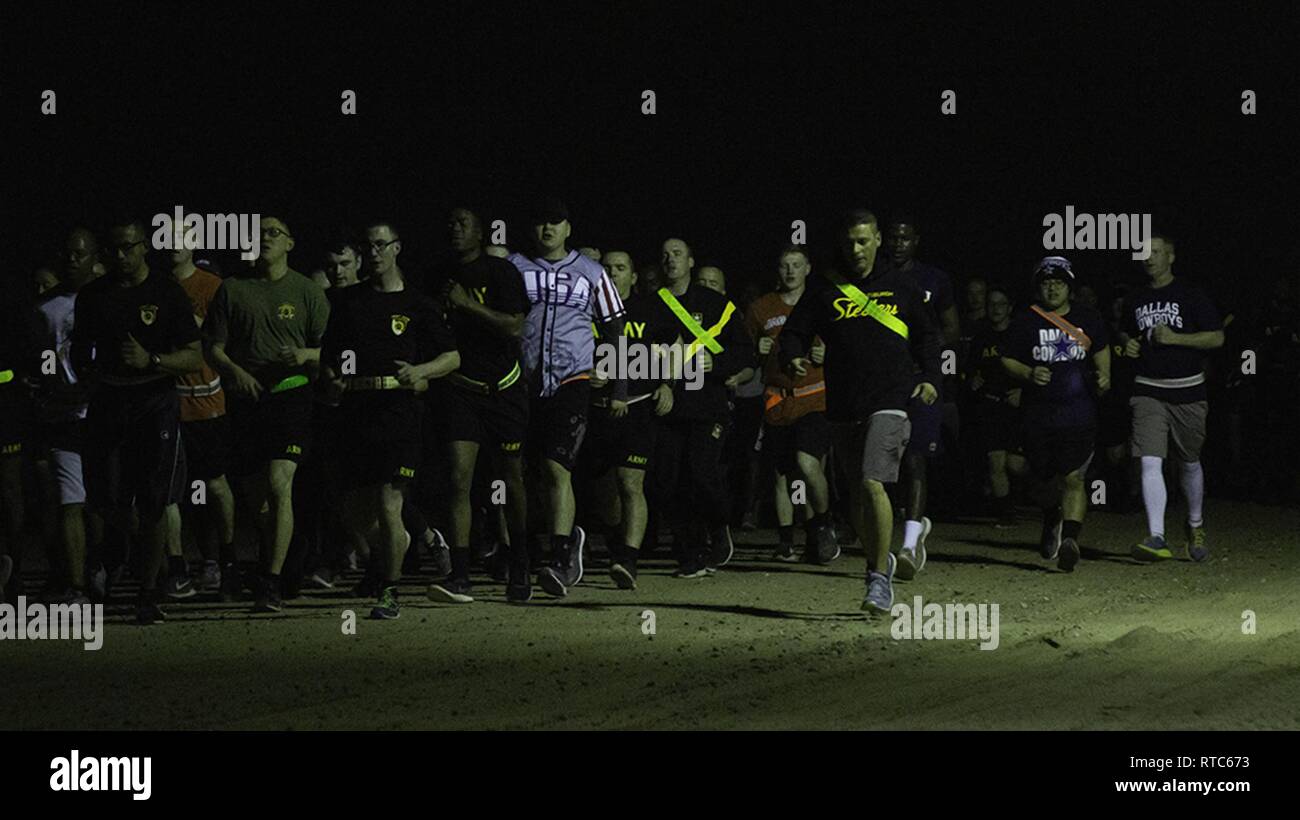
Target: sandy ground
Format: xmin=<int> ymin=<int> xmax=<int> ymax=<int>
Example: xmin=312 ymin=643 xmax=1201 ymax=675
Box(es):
xmin=3 ymin=499 xmax=1298 ymax=730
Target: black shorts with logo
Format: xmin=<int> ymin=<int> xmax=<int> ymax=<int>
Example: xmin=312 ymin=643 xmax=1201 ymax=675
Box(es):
xmin=227 ymin=386 xmax=313 ymax=476
xmin=332 ymin=397 xmax=422 ymax=490
xmin=435 ymin=379 xmax=529 ymax=457
xmin=181 ymin=415 xmax=231 ymax=481
xmin=83 ymin=382 xmax=186 ymax=519
xmin=585 ymin=397 xmax=658 ymax=475
xmin=530 ymin=379 xmax=590 ymax=471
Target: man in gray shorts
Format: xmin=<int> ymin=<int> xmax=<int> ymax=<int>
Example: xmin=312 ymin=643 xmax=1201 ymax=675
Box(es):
xmin=780 ymin=210 xmax=942 ymax=614
xmin=1118 ymin=233 xmax=1224 ymax=562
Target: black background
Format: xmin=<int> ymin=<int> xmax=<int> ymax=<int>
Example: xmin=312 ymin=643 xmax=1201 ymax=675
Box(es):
xmin=3 ymin=2 xmax=1290 ymax=307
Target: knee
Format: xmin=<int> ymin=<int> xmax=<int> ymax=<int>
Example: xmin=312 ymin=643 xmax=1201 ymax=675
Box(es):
xmin=862 ymin=478 xmax=887 ymax=499
xmin=616 ymin=470 xmax=644 ymax=498
xmin=268 ymin=467 xmax=295 ymax=500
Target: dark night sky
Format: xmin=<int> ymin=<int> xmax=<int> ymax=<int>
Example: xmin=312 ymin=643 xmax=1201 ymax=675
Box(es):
xmin=3 ymin=2 xmax=1289 ymax=310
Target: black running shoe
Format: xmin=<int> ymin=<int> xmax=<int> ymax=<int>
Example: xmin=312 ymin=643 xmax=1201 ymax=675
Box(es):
xmin=1039 ymin=507 xmax=1064 ymax=560
xmin=427 ymin=576 xmax=474 ymax=604
xmin=219 ymin=563 xmax=242 ymax=602
xmin=370 ymin=586 xmax=401 ymax=620
xmin=506 ymin=558 xmax=532 ymax=603
xmin=1058 ymin=536 xmax=1080 ymax=572
xmin=707 ymin=525 xmax=734 ymax=570
xmin=252 ymin=580 xmax=282 ymax=613
xmin=610 ymin=550 xmax=639 ymax=590
xmin=135 ymin=601 xmax=166 ymax=625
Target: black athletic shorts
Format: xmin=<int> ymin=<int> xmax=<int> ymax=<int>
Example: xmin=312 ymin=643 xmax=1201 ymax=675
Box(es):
xmin=227 ymin=386 xmax=313 ymax=476
xmin=332 ymin=398 xmax=422 ymax=490
xmin=1022 ymin=421 xmax=1096 ymax=482
xmin=435 ymin=379 xmax=528 ymax=456
xmin=0 ymin=396 xmax=28 ymax=457
xmin=905 ymin=394 xmax=944 ymax=458
xmin=759 ymin=411 xmax=830 ymax=474
xmin=83 ymin=383 xmax=186 ymax=519
xmin=181 ymin=415 xmax=231 ymax=481
xmin=530 ymin=379 xmax=590 ymax=471
xmin=976 ymin=397 xmax=1023 ymax=454
xmin=585 ymin=397 xmax=658 ymax=474
xmin=1097 ymin=395 xmax=1133 ymax=449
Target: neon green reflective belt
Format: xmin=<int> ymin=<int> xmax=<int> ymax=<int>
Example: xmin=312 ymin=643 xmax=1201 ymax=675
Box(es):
xmin=270 ymin=374 xmax=310 ymax=393
xmin=827 ymin=273 xmax=909 ymax=339
xmin=0 ymin=369 xmax=13 ymax=385
xmin=657 ymin=288 xmax=735 ymax=356
xmin=496 ymin=361 xmax=522 ymax=390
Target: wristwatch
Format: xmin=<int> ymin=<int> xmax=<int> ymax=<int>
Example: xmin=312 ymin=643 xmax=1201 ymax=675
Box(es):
xmin=149 ymin=352 xmax=162 ymax=370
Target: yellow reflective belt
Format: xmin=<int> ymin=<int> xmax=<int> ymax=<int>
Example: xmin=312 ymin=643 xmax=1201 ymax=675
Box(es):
xmin=828 ymin=273 xmax=909 ymax=339
xmin=657 ymin=288 xmax=734 ymax=356
xmin=0 ymin=369 xmax=13 ymax=385
xmin=270 ymin=374 xmax=310 ymax=393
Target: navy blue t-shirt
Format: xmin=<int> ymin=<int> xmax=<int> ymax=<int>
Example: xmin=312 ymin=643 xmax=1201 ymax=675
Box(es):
xmin=1121 ymin=279 xmax=1221 ymax=403
xmin=1005 ymin=303 xmax=1109 ymax=429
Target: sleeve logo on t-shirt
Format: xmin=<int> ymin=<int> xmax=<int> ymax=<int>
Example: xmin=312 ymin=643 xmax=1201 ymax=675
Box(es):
xmin=277 ymin=302 xmax=297 ymax=321
xmin=391 ymin=314 xmax=410 ymax=335
xmin=139 ymin=305 xmax=159 ymax=326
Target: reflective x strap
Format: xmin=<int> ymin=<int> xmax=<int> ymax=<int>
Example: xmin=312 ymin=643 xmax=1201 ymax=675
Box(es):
xmin=827 ymin=273 xmax=909 ymax=339
xmin=657 ymin=288 xmax=733 ymax=356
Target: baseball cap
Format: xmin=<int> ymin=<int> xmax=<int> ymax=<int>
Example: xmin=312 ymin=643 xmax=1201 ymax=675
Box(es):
xmin=1033 ymin=255 xmax=1075 ymax=287
xmin=530 ymin=196 xmax=570 ymax=226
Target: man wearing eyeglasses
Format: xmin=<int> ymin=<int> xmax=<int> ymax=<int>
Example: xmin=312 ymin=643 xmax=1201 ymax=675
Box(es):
xmin=206 ymin=215 xmax=330 ymax=612
xmin=70 ymin=218 xmax=205 ymax=624
xmin=321 ymin=221 xmax=460 ymax=619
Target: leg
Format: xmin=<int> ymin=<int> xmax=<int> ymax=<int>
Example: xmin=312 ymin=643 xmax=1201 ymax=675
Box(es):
xmin=615 ymin=467 xmax=648 ymax=550
xmin=265 ymin=459 xmax=298 ymax=575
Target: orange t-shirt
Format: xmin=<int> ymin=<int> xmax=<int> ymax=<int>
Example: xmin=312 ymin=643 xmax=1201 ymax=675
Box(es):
xmin=177 ymin=268 xmax=226 ymax=421
xmin=744 ymin=291 xmax=825 ymax=425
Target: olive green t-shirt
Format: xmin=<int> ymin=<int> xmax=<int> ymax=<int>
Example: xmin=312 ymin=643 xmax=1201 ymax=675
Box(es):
xmin=206 ymin=269 xmax=330 ymax=387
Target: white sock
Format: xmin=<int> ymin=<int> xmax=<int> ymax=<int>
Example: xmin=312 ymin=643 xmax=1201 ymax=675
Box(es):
xmin=1180 ymin=461 xmax=1205 ymax=527
xmin=1140 ymin=456 xmax=1167 ymax=539
xmin=902 ymin=519 xmax=923 ymax=550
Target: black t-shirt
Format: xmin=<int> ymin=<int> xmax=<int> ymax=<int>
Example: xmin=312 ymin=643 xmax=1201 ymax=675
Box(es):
xmin=593 ymin=292 xmax=679 ymax=400
xmin=1121 ymin=278 xmax=1222 ymax=403
xmin=968 ymin=321 xmax=1015 ymax=402
xmin=428 ymin=253 xmax=529 ymax=383
xmin=71 ymin=270 xmax=200 ymax=390
xmin=648 ymin=283 xmax=755 ymax=421
xmin=322 ymin=283 xmax=455 ymax=399
xmin=1004 ymin=303 xmax=1109 ymax=429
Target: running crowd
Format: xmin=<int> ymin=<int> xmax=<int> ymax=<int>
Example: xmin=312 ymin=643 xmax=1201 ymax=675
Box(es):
xmin=0 ymin=200 xmax=1286 ymax=623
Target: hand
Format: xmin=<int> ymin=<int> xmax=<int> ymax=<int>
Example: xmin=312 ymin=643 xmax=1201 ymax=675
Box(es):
xmin=912 ymin=381 xmax=938 ymax=405
xmin=231 ymin=366 xmax=264 ymax=400
xmin=447 ymin=282 xmax=473 ymax=311
xmin=652 ymin=384 xmax=674 ymax=416
xmin=788 ymin=357 xmax=810 ymax=377
xmin=810 ymin=341 xmax=826 ymax=365
xmin=1030 ymin=366 xmax=1052 ymax=386
xmin=724 ymin=373 xmax=744 ymax=389
xmin=1151 ymin=324 xmax=1177 ymax=346
xmin=1124 ymin=338 xmax=1142 ymax=358
xmin=609 ymin=399 xmax=629 ymax=418
xmin=120 ymin=334 xmax=151 ymax=370
xmin=589 ymin=373 xmax=609 ymax=389
xmin=394 ymin=360 xmax=426 ymax=387
xmin=279 ymin=346 xmax=308 ymax=367
xmin=969 ymin=373 xmax=985 ymax=392
xmin=1006 ymin=388 xmax=1022 ymax=408
xmin=1095 ymin=370 xmax=1110 ymax=394
xmin=757 ymin=336 xmax=774 ymax=356
xmin=695 ymin=349 xmax=714 ymax=373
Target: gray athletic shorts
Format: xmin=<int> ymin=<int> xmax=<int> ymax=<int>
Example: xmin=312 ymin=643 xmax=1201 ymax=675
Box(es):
xmin=34 ymin=421 xmax=87 ymax=506
xmin=833 ymin=410 xmax=911 ymax=484
xmin=1130 ymin=396 xmax=1207 ymax=461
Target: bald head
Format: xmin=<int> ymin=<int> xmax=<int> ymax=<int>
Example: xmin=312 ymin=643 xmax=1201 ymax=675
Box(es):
xmin=696 ymin=265 xmax=726 ymax=295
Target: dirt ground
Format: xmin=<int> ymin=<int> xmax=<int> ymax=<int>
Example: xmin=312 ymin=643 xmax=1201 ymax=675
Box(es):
xmin=3 ymin=499 xmax=1298 ymax=730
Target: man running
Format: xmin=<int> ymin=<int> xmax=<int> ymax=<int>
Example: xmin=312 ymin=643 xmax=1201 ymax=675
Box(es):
xmin=780 ymin=209 xmax=941 ymax=614
xmin=587 ymin=249 xmax=676 ymax=588
xmin=1000 ymin=257 xmax=1110 ymax=572
xmin=886 ymin=216 xmax=960 ymax=578
xmin=651 ymin=237 xmax=754 ymax=578
xmin=966 ymin=286 xmax=1027 ymax=527
xmin=745 ymin=245 xmax=836 ymax=563
xmin=71 ymin=218 xmax=204 ymax=623
xmin=427 ymin=206 xmax=532 ymax=603
xmin=509 ymin=198 xmax=626 ymax=598
xmin=1118 ymin=234 xmax=1223 ymax=561
xmin=206 ymin=215 xmax=329 ymax=612
xmin=322 ymin=221 xmax=460 ymax=619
